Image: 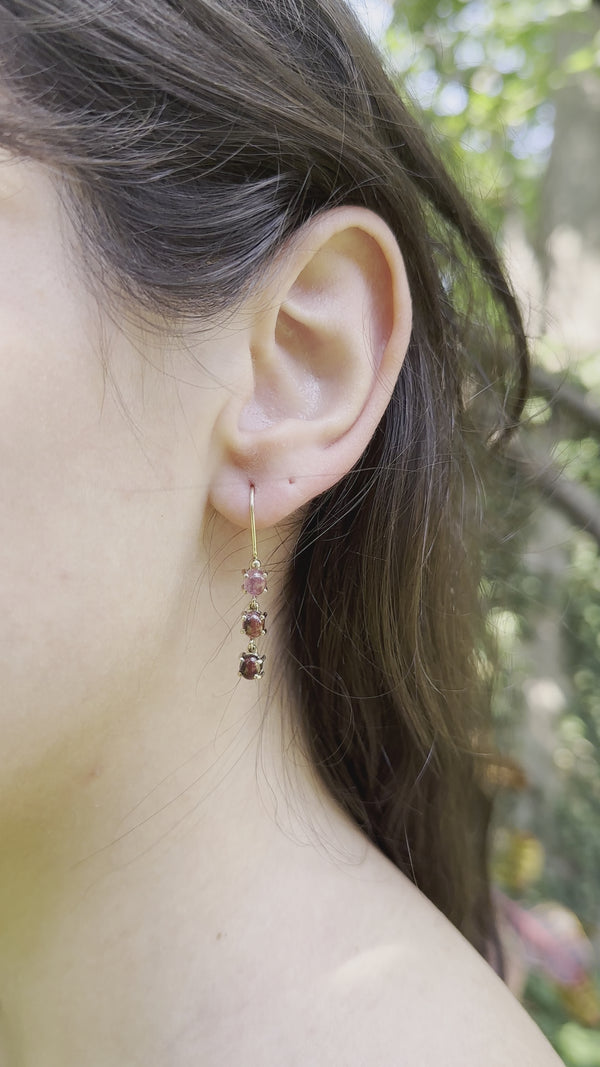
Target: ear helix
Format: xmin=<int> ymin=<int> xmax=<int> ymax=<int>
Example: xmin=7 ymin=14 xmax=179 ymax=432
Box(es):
xmin=238 ymin=484 xmax=268 ymax=680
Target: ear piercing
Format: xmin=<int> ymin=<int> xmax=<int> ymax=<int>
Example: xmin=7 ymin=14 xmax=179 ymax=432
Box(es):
xmin=238 ymin=484 xmax=267 ymax=680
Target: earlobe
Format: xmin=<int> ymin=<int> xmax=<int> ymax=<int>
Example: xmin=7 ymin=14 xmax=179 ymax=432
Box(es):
xmin=209 ymin=206 xmax=412 ymax=530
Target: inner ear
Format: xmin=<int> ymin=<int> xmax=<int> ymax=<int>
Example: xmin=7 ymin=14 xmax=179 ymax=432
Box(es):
xmin=277 ymin=227 xmax=395 ymax=376
xmin=239 ymin=225 xmax=399 ymax=433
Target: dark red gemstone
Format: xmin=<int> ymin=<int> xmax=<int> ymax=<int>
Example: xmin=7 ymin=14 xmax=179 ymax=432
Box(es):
xmin=239 ymin=652 xmax=265 ymax=680
xmin=242 ymin=610 xmax=266 ymax=639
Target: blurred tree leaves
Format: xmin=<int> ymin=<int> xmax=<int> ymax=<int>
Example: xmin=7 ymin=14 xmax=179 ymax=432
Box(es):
xmin=387 ymin=0 xmax=599 ymax=233
xmin=386 ymin=1 xmax=600 ymax=1060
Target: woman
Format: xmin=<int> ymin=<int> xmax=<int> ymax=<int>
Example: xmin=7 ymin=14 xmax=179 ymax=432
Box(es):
xmin=0 ymin=0 xmax=563 ymax=1063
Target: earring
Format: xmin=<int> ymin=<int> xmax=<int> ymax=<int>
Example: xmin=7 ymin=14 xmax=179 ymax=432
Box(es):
xmin=239 ymin=483 xmax=267 ymax=680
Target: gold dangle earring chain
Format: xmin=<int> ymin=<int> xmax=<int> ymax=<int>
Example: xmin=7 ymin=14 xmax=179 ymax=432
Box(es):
xmin=239 ymin=484 xmax=267 ymax=680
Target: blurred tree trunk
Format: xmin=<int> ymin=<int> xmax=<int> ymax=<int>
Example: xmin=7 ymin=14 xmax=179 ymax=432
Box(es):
xmin=506 ymin=4 xmax=600 ymax=903
xmin=538 ymin=6 xmax=600 ymax=360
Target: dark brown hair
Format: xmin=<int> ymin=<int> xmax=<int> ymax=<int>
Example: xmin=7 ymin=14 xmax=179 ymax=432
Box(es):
xmin=0 ymin=0 xmax=528 ymax=965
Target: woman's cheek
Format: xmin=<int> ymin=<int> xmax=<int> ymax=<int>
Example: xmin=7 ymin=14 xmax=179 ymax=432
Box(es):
xmin=0 ymin=329 xmax=186 ymax=791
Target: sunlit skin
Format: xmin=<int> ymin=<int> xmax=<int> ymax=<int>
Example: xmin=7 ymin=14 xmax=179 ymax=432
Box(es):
xmin=0 ymin=152 xmax=562 ymax=1065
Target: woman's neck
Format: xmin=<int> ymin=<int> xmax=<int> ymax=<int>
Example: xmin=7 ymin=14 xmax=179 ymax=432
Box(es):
xmin=0 ymin=610 xmax=379 ymax=1066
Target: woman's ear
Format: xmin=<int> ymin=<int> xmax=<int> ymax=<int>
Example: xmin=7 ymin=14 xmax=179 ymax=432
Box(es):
xmin=209 ymin=205 xmax=412 ymax=529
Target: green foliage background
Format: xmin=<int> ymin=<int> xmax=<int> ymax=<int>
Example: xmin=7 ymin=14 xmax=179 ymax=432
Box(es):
xmin=384 ymin=0 xmax=600 ymax=1061
xmin=388 ymin=0 xmax=595 ymax=230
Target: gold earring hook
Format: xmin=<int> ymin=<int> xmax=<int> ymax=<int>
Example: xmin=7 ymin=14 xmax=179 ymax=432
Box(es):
xmin=250 ymin=483 xmax=258 ymax=562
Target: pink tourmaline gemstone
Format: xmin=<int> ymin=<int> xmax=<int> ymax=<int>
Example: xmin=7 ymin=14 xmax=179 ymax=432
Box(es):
xmin=242 ymin=569 xmax=267 ymax=596
xmin=239 ymin=652 xmax=265 ymax=680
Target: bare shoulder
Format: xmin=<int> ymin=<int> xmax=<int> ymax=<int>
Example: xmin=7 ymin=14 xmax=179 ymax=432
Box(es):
xmin=309 ymin=860 xmax=565 ymax=1067
xmin=274 ymin=848 xmax=565 ymax=1067
xmin=217 ymin=833 xmax=564 ymax=1067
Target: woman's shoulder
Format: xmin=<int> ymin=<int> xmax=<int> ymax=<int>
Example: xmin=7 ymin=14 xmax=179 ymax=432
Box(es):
xmin=251 ymin=841 xmax=565 ymax=1067
xmin=318 ymin=852 xmax=563 ymax=1066
xmin=323 ymin=879 xmax=564 ymax=1066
